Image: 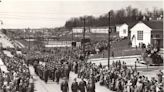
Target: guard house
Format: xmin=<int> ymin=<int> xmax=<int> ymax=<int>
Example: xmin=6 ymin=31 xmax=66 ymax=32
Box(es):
xmin=130 ymin=20 xmax=163 ymax=48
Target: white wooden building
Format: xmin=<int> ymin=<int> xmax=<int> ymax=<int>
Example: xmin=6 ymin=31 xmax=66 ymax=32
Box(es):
xmin=72 ymin=27 xmax=114 ymax=34
xmin=72 ymin=27 xmax=90 ymax=33
xmin=116 ymin=23 xmax=128 ymax=38
xmin=130 ymin=21 xmax=163 ymax=48
xmin=90 ymin=27 xmax=108 ymax=33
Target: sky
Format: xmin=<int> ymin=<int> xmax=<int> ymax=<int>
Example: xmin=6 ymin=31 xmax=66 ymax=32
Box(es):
xmin=0 ymin=0 xmax=163 ymax=28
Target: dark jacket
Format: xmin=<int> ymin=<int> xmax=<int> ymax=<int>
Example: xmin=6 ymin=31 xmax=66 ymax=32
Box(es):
xmin=79 ymin=80 xmax=86 ymax=92
xmin=61 ymin=81 xmax=69 ymax=92
xmin=71 ymin=81 xmax=79 ymax=92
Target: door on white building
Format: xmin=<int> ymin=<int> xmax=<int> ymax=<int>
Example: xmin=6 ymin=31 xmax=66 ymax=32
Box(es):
xmin=131 ymin=35 xmax=136 ymax=47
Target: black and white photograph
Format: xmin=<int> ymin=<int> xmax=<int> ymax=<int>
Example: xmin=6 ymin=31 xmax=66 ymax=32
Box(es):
xmin=0 ymin=0 xmax=163 ymax=92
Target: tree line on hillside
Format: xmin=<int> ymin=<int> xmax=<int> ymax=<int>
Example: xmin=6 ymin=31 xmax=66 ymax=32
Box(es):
xmin=65 ymin=6 xmax=163 ymax=28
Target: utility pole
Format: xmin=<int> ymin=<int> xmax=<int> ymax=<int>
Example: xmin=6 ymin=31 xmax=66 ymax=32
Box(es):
xmin=28 ymin=28 xmax=31 ymax=50
xmin=72 ymin=28 xmax=73 ymax=42
xmin=0 ymin=20 xmax=3 ymax=50
xmin=108 ymin=12 xmax=111 ymax=69
xmin=71 ymin=28 xmax=73 ymax=50
xmin=42 ymin=29 xmax=45 ymax=48
xmin=47 ymin=29 xmax=49 ymax=45
xmin=83 ymin=18 xmax=86 ymax=59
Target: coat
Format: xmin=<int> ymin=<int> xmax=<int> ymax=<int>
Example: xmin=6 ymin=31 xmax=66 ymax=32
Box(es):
xmin=79 ymin=80 xmax=86 ymax=92
xmin=71 ymin=81 xmax=79 ymax=92
xmin=61 ymin=81 xmax=69 ymax=92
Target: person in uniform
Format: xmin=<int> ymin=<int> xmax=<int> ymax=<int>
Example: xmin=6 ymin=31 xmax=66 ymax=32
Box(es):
xmin=55 ymin=68 xmax=61 ymax=84
xmin=61 ymin=77 xmax=69 ymax=92
xmin=78 ymin=78 xmax=86 ymax=92
xmin=74 ymin=62 xmax=78 ymax=74
xmin=71 ymin=78 xmax=79 ymax=92
xmin=86 ymin=80 xmax=95 ymax=92
xmin=52 ymin=66 xmax=56 ymax=82
xmin=65 ymin=64 xmax=70 ymax=80
xmin=44 ymin=67 xmax=49 ymax=83
xmin=33 ymin=61 xmax=38 ymax=75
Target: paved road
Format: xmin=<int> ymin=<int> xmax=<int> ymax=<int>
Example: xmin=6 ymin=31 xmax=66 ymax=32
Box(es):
xmin=88 ymin=55 xmax=145 ymax=67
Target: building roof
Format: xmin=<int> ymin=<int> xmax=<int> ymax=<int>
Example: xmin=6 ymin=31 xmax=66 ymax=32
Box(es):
xmin=116 ymin=23 xmax=128 ymax=27
xmin=130 ymin=20 xmax=163 ymax=32
xmin=143 ymin=20 xmax=163 ymax=29
xmin=72 ymin=26 xmax=115 ymax=29
xmin=127 ymin=21 xmax=139 ymax=29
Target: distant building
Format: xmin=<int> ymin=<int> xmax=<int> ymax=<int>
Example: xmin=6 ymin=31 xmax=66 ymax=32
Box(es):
xmin=72 ymin=26 xmax=117 ymax=41
xmin=72 ymin=26 xmax=116 ymax=34
xmin=72 ymin=27 xmax=90 ymax=38
xmin=130 ymin=20 xmax=163 ymax=48
xmin=45 ymin=41 xmax=72 ymax=47
xmin=72 ymin=27 xmax=90 ymax=33
xmin=90 ymin=27 xmax=108 ymax=33
xmin=116 ymin=23 xmax=128 ymax=38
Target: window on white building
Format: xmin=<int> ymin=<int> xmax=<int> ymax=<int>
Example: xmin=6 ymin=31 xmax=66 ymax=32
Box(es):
xmin=156 ymin=34 xmax=160 ymax=38
xmin=123 ymin=29 xmax=126 ymax=34
xmin=137 ymin=31 xmax=143 ymax=40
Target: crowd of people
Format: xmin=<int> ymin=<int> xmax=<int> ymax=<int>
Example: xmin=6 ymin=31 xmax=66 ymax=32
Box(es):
xmin=79 ymin=60 xmax=164 ymax=92
xmin=33 ymin=57 xmax=71 ymax=84
xmin=27 ymin=47 xmax=96 ymax=92
xmin=83 ymin=40 xmax=108 ymax=54
xmin=0 ymin=51 xmax=34 ymax=92
xmin=0 ymin=44 xmax=163 ymax=92
xmin=26 ymin=46 xmax=164 ymax=92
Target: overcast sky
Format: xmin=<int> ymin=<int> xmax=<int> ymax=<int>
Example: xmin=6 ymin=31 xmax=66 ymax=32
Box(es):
xmin=0 ymin=0 xmax=163 ymax=28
